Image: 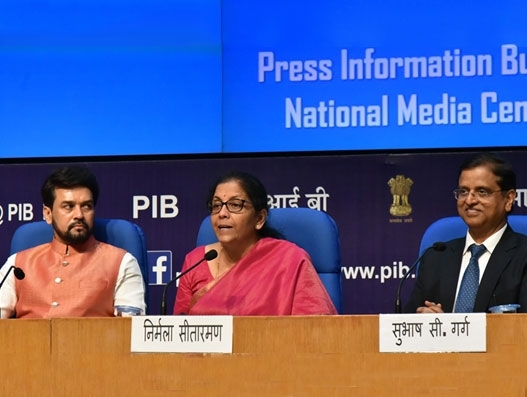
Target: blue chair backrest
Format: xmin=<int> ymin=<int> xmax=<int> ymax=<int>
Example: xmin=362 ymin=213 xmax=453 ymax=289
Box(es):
xmin=9 ymin=218 xmax=149 ymax=311
xmin=196 ymin=207 xmax=343 ymax=313
xmin=419 ymin=215 xmax=527 ymax=256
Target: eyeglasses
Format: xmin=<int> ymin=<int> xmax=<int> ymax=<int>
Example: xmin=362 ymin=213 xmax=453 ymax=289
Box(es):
xmin=453 ymin=188 xmax=503 ymax=200
xmin=207 ymin=198 xmax=251 ymax=214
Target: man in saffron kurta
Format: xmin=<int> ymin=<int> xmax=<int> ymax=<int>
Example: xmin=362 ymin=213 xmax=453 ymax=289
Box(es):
xmin=0 ymin=236 xmax=145 ymax=318
xmin=0 ymin=166 xmax=145 ymax=319
xmin=174 ymin=237 xmax=337 ymax=315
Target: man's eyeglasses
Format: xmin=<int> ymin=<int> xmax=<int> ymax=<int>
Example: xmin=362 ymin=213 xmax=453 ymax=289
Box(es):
xmin=453 ymin=188 xmax=503 ymax=200
xmin=207 ymin=198 xmax=251 ymax=214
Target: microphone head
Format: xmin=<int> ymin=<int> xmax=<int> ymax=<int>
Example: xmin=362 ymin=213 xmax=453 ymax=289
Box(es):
xmin=432 ymin=242 xmax=447 ymax=251
xmin=13 ymin=267 xmax=25 ymax=280
xmin=204 ymin=249 xmax=218 ymax=261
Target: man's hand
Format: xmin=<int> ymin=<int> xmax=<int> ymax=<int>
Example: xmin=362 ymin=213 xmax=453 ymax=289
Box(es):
xmin=416 ymin=300 xmax=444 ymax=313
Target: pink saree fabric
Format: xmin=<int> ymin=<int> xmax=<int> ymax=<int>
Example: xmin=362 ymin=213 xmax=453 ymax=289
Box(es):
xmin=174 ymin=237 xmax=337 ymax=315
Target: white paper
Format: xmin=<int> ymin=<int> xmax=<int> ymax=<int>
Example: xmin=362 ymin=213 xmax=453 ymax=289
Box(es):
xmin=379 ymin=313 xmax=486 ymax=353
xmin=131 ymin=315 xmax=233 ymax=353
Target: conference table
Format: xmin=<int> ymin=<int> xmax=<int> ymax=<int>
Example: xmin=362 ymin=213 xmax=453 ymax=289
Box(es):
xmin=2 ymin=315 xmax=526 ymax=396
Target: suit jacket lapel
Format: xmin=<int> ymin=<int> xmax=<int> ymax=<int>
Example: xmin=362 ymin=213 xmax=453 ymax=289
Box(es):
xmin=475 ymin=227 xmax=517 ymax=311
xmin=440 ymin=239 xmax=465 ymax=312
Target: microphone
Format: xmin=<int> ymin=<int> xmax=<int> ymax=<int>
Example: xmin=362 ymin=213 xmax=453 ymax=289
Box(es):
xmin=0 ymin=266 xmax=25 ymax=290
xmin=394 ymin=242 xmax=446 ymax=313
xmin=160 ymin=249 xmax=218 ymax=315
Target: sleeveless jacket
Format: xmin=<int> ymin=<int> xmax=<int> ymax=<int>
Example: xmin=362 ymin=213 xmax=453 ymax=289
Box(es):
xmin=14 ymin=235 xmax=124 ymax=318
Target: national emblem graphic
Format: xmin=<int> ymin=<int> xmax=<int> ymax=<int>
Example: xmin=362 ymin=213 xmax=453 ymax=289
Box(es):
xmin=388 ymin=175 xmax=413 ymax=217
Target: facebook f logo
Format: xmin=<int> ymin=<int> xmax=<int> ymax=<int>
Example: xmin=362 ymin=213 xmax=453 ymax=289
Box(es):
xmin=147 ymin=250 xmax=173 ymax=285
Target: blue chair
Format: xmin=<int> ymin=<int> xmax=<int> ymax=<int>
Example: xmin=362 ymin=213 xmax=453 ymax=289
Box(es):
xmin=196 ymin=207 xmax=343 ymax=313
xmin=419 ymin=215 xmax=527 ymax=256
xmin=9 ymin=218 xmax=149 ymax=311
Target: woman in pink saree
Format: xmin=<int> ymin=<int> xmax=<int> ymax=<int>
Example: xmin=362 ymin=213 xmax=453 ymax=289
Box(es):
xmin=174 ymin=171 xmax=337 ymax=315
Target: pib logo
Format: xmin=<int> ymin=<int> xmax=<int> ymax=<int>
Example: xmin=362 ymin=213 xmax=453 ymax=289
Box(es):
xmin=133 ymin=195 xmax=178 ymax=219
xmin=0 ymin=203 xmax=34 ymax=225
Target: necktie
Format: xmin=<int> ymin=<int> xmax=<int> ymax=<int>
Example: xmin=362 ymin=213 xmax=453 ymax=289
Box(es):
xmin=454 ymin=244 xmax=486 ymax=313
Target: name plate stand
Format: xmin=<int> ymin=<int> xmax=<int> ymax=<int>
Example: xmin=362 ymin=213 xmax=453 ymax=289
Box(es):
xmin=131 ymin=315 xmax=233 ymax=353
xmin=379 ymin=313 xmax=486 ymax=353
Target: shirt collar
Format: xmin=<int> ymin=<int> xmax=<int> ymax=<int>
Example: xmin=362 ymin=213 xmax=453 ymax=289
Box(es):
xmin=464 ymin=223 xmax=507 ymax=255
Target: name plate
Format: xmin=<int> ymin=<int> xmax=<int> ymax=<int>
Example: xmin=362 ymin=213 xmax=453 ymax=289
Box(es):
xmin=379 ymin=313 xmax=486 ymax=353
xmin=131 ymin=315 xmax=233 ymax=353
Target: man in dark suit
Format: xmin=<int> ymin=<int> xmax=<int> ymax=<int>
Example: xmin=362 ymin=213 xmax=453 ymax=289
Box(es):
xmin=405 ymin=152 xmax=527 ymax=313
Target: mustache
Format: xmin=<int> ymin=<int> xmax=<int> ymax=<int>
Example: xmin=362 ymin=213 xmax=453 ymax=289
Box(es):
xmin=68 ymin=220 xmax=89 ymax=230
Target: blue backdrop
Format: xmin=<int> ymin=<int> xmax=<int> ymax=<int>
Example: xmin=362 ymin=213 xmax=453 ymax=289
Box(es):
xmin=1 ymin=0 xmax=526 ymax=158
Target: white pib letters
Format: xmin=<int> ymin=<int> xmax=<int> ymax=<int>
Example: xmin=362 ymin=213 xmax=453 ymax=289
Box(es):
xmin=133 ymin=195 xmax=179 ymax=219
xmin=8 ymin=203 xmax=33 ymax=221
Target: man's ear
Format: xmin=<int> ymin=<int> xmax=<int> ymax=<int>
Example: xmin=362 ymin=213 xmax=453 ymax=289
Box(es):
xmin=506 ymin=189 xmax=516 ymax=212
xmin=43 ymin=206 xmax=52 ymax=225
